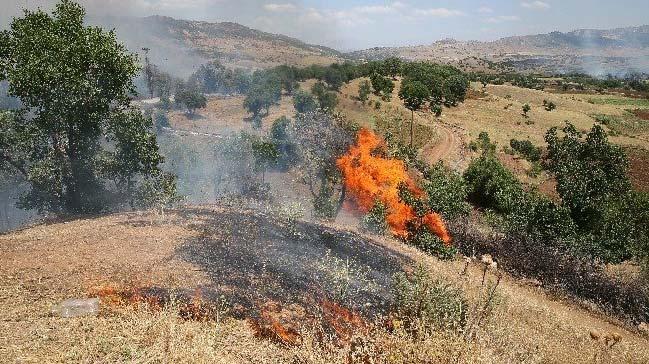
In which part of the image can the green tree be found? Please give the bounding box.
[292,90,317,114]
[311,81,338,111]
[175,88,207,115]
[243,73,281,118]
[545,123,630,228]
[0,1,172,213]
[382,57,403,80]
[358,80,371,105]
[442,75,469,106]
[545,123,635,261]
[522,103,531,117]
[370,73,395,99]
[398,80,430,147]
[251,138,279,183]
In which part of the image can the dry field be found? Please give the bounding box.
[1,207,648,363]
[168,94,296,136]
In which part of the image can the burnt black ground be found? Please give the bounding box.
[171,208,413,319]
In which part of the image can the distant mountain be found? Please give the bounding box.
[91,15,342,77]
[347,25,649,75]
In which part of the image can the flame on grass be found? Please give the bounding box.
[336,129,450,244]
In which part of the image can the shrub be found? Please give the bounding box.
[421,162,470,220]
[360,201,389,235]
[509,139,542,162]
[463,154,524,214]
[468,132,496,154]
[522,103,531,117]
[392,265,467,334]
[543,99,557,111]
[431,103,442,117]
[453,220,649,324]
[292,90,317,114]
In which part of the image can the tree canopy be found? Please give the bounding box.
[0,0,172,213]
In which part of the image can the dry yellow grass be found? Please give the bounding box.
[2,208,648,363]
[168,94,296,136]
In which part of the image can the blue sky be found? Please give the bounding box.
[2,0,649,50]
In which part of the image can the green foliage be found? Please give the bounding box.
[175,88,207,115]
[243,71,282,118]
[360,201,389,235]
[291,111,352,220]
[399,79,430,147]
[545,123,630,229]
[188,61,251,95]
[420,162,470,220]
[522,103,531,117]
[464,154,524,214]
[133,171,181,211]
[270,116,297,169]
[543,99,557,111]
[358,80,371,105]
[311,82,338,111]
[381,57,403,79]
[392,265,467,334]
[292,90,317,114]
[369,73,395,99]
[250,137,279,180]
[0,1,171,213]
[398,80,430,112]
[442,75,469,107]
[469,132,497,155]
[509,139,542,162]
[431,103,442,117]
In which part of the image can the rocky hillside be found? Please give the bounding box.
[347,25,649,75]
[91,15,343,76]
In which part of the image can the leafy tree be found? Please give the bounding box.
[463,154,524,214]
[0,1,173,213]
[323,67,344,91]
[442,75,469,106]
[175,88,207,115]
[292,90,317,114]
[370,73,395,98]
[382,57,403,80]
[522,103,531,117]
[251,137,279,183]
[273,65,299,95]
[545,123,637,262]
[290,111,352,219]
[358,80,371,105]
[546,123,630,228]
[243,72,281,118]
[421,162,470,220]
[398,80,430,147]
[509,139,541,162]
[469,132,497,155]
[361,201,389,234]
[543,99,556,111]
[311,81,338,111]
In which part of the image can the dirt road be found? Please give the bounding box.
[420,119,468,171]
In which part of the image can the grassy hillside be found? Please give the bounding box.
[2,207,648,363]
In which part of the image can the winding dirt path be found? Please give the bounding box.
[419,119,468,171]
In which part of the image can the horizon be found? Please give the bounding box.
[2,0,649,51]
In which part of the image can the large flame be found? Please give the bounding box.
[336,129,451,244]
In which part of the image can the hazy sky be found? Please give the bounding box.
[2,0,649,50]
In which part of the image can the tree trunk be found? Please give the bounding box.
[66,125,82,212]
[335,184,346,217]
[410,109,414,148]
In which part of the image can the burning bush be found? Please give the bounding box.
[336,129,450,245]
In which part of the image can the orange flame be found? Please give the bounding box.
[336,129,451,244]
